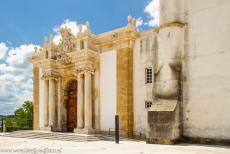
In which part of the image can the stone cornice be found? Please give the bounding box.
[94,26,138,51]
[27,51,45,65]
[157,22,186,32]
[40,59,58,69]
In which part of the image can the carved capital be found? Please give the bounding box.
[41,70,60,80]
[76,64,95,75]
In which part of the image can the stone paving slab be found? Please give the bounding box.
[0,136,230,154]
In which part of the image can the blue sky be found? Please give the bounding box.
[0,0,154,46]
[0,0,158,115]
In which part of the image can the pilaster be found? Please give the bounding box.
[33,65,39,129]
[116,48,134,137]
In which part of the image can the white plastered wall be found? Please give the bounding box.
[100,50,116,131]
[181,0,230,139]
[133,33,157,136]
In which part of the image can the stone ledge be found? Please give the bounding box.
[182,137,230,146]
[146,138,178,145]
[39,127,51,131]
[74,128,99,134]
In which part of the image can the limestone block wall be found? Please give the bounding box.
[160,0,182,25]
[182,0,230,139]
[33,65,39,129]
[156,25,184,99]
[117,48,133,137]
[133,32,157,137]
[39,68,44,128]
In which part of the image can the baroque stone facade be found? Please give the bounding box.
[28,0,230,144]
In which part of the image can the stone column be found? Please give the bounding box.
[57,79,61,131]
[84,71,92,129]
[49,78,55,128]
[94,69,100,130]
[44,80,49,127]
[77,74,84,129]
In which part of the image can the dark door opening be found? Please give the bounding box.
[67,80,77,132]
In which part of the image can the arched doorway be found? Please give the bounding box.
[66,80,77,132]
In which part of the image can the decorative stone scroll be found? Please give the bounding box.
[56,52,72,65]
[58,27,76,53]
[41,70,60,80]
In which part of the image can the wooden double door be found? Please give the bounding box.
[67,80,77,132]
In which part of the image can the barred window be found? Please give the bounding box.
[145,67,152,84]
[145,101,152,109]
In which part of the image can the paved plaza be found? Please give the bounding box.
[0,134,229,154]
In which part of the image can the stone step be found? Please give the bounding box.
[3,134,101,142]
[2,131,102,142]
[5,132,97,138]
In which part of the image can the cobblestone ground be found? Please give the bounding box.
[0,136,229,154]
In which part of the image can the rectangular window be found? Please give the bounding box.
[145,101,152,109]
[145,67,152,84]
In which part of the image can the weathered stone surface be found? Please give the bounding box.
[116,48,133,137]
[147,100,180,144]
[33,65,39,130]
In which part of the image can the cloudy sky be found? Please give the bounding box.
[0,0,159,115]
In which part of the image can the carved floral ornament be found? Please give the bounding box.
[56,52,72,65]
[41,70,60,80]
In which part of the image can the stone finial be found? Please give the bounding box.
[39,48,43,52]
[127,15,137,29]
[44,36,49,44]
[127,15,132,24]
[79,25,83,33]
[132,18,136,27]
[34,46,38,53]
[85,21,90,31]
[49,34,54,43]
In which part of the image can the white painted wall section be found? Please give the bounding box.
[100,50,117,131]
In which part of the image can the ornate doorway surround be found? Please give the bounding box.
[66,80,78,132]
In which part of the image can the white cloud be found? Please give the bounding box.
[6,44,39,67]
[136,17,144,31]
[144,0,159,27]
[0,19,86,114]
[0,42,40,115]
[53,19,86,45]
[0,42,8,59]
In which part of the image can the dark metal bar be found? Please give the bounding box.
[1,116,3,132]
[115,115,119,144]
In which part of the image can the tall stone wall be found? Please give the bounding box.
[33,65,39,129]
[133,32,157,138]
[117,48,133,137]
[182,0,230,139]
